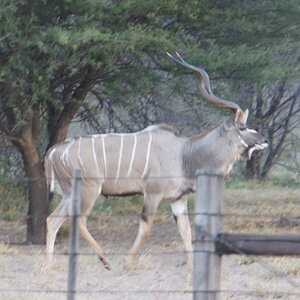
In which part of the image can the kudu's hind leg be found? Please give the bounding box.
[171,198,193,267]
[46,196,69,265]
[126,193,163,266]
[79,184,112,270]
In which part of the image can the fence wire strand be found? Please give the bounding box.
[1,210,300,221]
[1,227,299,297]
[1,174,300,298]
[1,287,300,298]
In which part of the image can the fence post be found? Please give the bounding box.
[193,169,224,300]
[67,169,81,300]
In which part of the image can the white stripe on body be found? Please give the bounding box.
[92,136,101,179]
[127,134,137,178]
[48,147,56,160]
[60,138,75,167]
[92,136,102,183]
[142,131,152,178]
[48,148,57,192]
[101,135,108,178]
[91,136,102,194]
[116,135,124,180]
[78,137,87,176]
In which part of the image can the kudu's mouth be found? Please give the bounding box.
[246,142,268,160]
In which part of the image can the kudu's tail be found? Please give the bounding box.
[44,153,55,202]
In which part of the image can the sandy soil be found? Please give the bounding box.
[0,216,299,300]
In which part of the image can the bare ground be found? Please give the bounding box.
[0,216,300,300]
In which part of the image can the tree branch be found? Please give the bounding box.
[0,134,22,144]
[264,81,286,118]
[47,65,106,149]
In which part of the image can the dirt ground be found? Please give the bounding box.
[0,216,300,300]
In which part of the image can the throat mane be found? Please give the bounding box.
[181,126,243,177]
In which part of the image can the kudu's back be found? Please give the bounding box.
[46,125,186,197]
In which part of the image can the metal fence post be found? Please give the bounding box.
[193,169,224,300]
[67,169,81,300]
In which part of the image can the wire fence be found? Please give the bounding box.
[1,287,300,298]
[0,170,300,299]
[1,233,299,298]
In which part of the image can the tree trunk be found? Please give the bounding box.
[245,151,264,179]
[19,138,49,244]
[25,161,48,244]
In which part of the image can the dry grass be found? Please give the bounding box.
[1,174,300,299]
[220,178,300,299]
[0,242,18,255]
[223,180,300,234]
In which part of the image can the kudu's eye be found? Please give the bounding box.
[240,127,247,131]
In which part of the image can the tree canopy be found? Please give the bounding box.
[0,0,299,242]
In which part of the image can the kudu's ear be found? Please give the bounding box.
[224,115,236,131]
[235,109,249,125]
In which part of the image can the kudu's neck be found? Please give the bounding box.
[181,121,243,178]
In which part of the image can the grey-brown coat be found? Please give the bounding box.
[45,53,267,270]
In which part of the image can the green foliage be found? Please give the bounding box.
[0,185,26,220]
[91,195,143,215]
[0,175,26,220]
[227,166,299,190]
[1,0,299,136]
[0,149,27,220]
[0,0,299,222]
[267,166,300,189]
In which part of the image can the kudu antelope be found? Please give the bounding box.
[45,53,267,270]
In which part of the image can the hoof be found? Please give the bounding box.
[98,255,112,271]
[175,258,193,269]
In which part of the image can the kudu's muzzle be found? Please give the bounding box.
[240,128,268,159]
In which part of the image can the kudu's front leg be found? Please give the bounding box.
[79,216,111,270]
[171,198,193,267]
[125,193,162,267]
[79,184,112,270]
